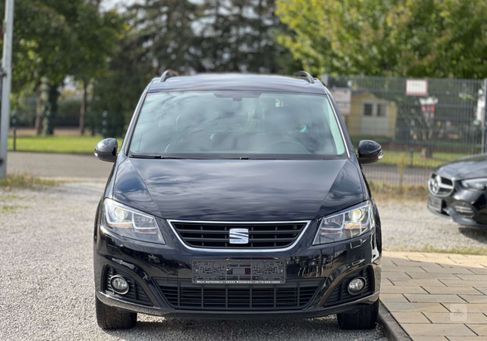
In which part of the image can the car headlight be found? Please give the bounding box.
[102,198,165,244]
[461,178,487,191]
[313,201,373,245]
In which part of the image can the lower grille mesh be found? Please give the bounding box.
[159,282,319,311]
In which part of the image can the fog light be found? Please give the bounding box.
[347,277,366,295]
[110,275,129,295]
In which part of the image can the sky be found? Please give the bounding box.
[101,0,140,11]
[101,0,204,11]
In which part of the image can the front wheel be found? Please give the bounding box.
[96,296,137,330]
[337,300,379,330]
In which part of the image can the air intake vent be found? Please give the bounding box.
[159,281,319,311]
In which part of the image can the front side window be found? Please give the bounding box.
[129,91,347,159]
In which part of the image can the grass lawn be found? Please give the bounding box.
[7,135,469,168]
[8,135,122,154]
[381,150,468,169]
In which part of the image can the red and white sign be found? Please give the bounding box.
[406,79,428,96]
[420,97,438,121]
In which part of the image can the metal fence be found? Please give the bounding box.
[325,75,487,187]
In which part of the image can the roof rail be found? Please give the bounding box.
[160,69,179,82]
[294,71,315,84]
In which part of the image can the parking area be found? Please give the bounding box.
[3,152,487,340]
[0,181,387,340]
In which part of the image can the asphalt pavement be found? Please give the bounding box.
[7,151,429,185]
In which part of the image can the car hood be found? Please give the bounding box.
[436,154,487,180]
[111,158,366,221]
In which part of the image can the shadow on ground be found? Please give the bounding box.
[458,227,487,244]
[106,317,385,341]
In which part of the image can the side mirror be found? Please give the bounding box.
[358,140,383,164]
[95,138,118,162]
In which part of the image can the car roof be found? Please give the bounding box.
[147,73,329,95]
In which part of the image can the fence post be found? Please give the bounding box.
[11,114,16,152]
[483,79,487,154]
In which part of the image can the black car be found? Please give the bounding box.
[93,71,383,331]
[428,154,487,227]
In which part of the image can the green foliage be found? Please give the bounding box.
[276,0,487,78]
[195,0,293,73]
[91,0,296,136]
[1,0,123,134]
[7,135,123,154]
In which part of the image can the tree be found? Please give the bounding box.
[131,0,200,74]
[276,0,487,158]
[196,0,293,73]
[91,21,150,137]
[91,0,297,137]
[276,0,487,78]
[71,5,122,134]
[2,0,122,135]
[9,0,77,134]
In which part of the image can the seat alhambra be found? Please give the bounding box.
[93,71,383,330]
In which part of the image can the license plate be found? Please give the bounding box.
[192,259,286,284]
[428,196,443,212]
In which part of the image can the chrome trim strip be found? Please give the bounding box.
[167,219,312,253]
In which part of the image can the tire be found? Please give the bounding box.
[95,297,137,330]
[337,300,379,330]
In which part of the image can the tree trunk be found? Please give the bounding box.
[34,94,44,135]
[43,84,59,136]
[79,80,88,135]
[35,78,49,135]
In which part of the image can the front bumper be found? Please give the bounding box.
[428,188,487,228]
[94,221,381,319]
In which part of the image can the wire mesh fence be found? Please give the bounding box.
[325,75,487,187]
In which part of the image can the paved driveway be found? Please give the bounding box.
[7,152,113,179]
[7,152,429,185]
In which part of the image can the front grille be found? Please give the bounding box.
[170,221,308,249]
[159,281,319,311]
[104,267,152,306]
[428,173,454,197]
[324,267,374,306]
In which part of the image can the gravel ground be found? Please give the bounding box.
[377,198,487,252]
[0,181,386,341]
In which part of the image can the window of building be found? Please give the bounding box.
[363,103,373,116]
[363,102,388,117]
[376,103,387,117]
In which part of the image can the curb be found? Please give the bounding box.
[378,300,411,341]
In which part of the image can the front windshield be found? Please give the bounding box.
[129,91,346,159]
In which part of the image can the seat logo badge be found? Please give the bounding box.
[229,228,249,244]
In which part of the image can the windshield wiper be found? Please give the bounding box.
[129,153,185,159]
